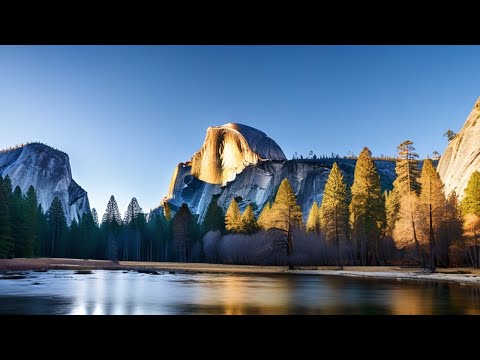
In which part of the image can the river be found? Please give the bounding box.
[0,270,479,314]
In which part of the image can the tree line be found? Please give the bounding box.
[1,140,479,269]
[211,141,480,270]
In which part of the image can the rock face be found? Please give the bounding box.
[191,123,286,185]
[0,143,91,224]
[162,123,397,222]
[438,97,480,199]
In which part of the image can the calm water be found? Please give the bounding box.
[0,270,479,314]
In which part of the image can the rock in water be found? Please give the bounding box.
[0,143,91,224]
[438,97,480,199]
[161,123,397,223]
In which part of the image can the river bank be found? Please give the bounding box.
[1,258,480,285]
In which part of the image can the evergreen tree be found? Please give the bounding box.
[10,186,27,257]
[306,201,320,234]
[384,189,400,238]
[37,204,49,257]
[68,219,80,258]
[391,141,421,256]
[225,198,241,233]
[269,178,303,256]
[257,202,272,230]
[46,196,68,257]
[320,162,350,266]
[418,159,446,271]
[79,212,98,259]
[202,196,225,235]
[240,204,259,234]
[102,196,122,225]
[164,202,172,221]
[91,208,99,227]
[101,195,122,261]
[172,203,194,262]
[393,140,420,196]
[0,177,13,258]
[123,197,144,261]
[349,147,385,265]
[461,171,480,217]
[441,191,463,267]
[24,186,38,257]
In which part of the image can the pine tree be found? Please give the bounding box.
[164,202,172,222]
[24,186,38,257]
[102,196,122,225]
[441,191,463,267]
[240,204,259,234]
[349,147,385,265]
[123,197,144,261]
[257,202,272,230]
[37,204,49,256]
[91,208,99,227]
[69,219,80,258]
[46,196,68,257]
[391,141,421,258]
[306,201,320,233]
[320,162,349,266]
[202,196,225,235]
[269,178,303,256]
[0,176,13,258]
[78,212,98,259]
[418,159,446,271]
[172,203,194,262]
[393,140,420,196]
[225,198,241,233]
[10,186,27,257]
[384,189,400,238]
[101,195,122,261]
[461,171,480,217]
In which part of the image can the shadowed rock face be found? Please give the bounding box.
[0,143,90,224]
[162,123,397,223]
[438,97,480,199]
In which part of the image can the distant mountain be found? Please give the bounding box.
[0,143,91,224]
[161,123,397,222]
[438,97,480,199]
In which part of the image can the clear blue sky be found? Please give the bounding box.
[0,45,479,218]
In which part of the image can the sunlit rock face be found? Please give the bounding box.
[0,143,91,224]
[438,97,480,199]
[162,123,397,223]
[191,123,286,185]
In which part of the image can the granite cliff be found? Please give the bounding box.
[438,97,480,199]
[162,123,396,222]
[0,143,91,224]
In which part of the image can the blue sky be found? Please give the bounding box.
[0,45,479,218]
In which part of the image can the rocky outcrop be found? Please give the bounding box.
[190,123,286,185]
[438,97,480,199]
[162,123,397,222]
[0,143,91,224]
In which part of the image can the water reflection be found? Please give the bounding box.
[0,270,479,315]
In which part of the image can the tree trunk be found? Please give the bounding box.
[429,204,436,272]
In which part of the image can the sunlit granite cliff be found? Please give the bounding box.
[438,97,480,199]
[161,123,396,222]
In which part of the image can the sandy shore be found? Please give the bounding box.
[1,258,480,285]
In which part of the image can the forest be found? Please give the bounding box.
[0,140,479,270]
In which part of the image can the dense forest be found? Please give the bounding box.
[1,140,479,269]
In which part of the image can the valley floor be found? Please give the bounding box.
[1,258,480,286]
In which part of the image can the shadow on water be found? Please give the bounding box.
[0,271,479,314]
